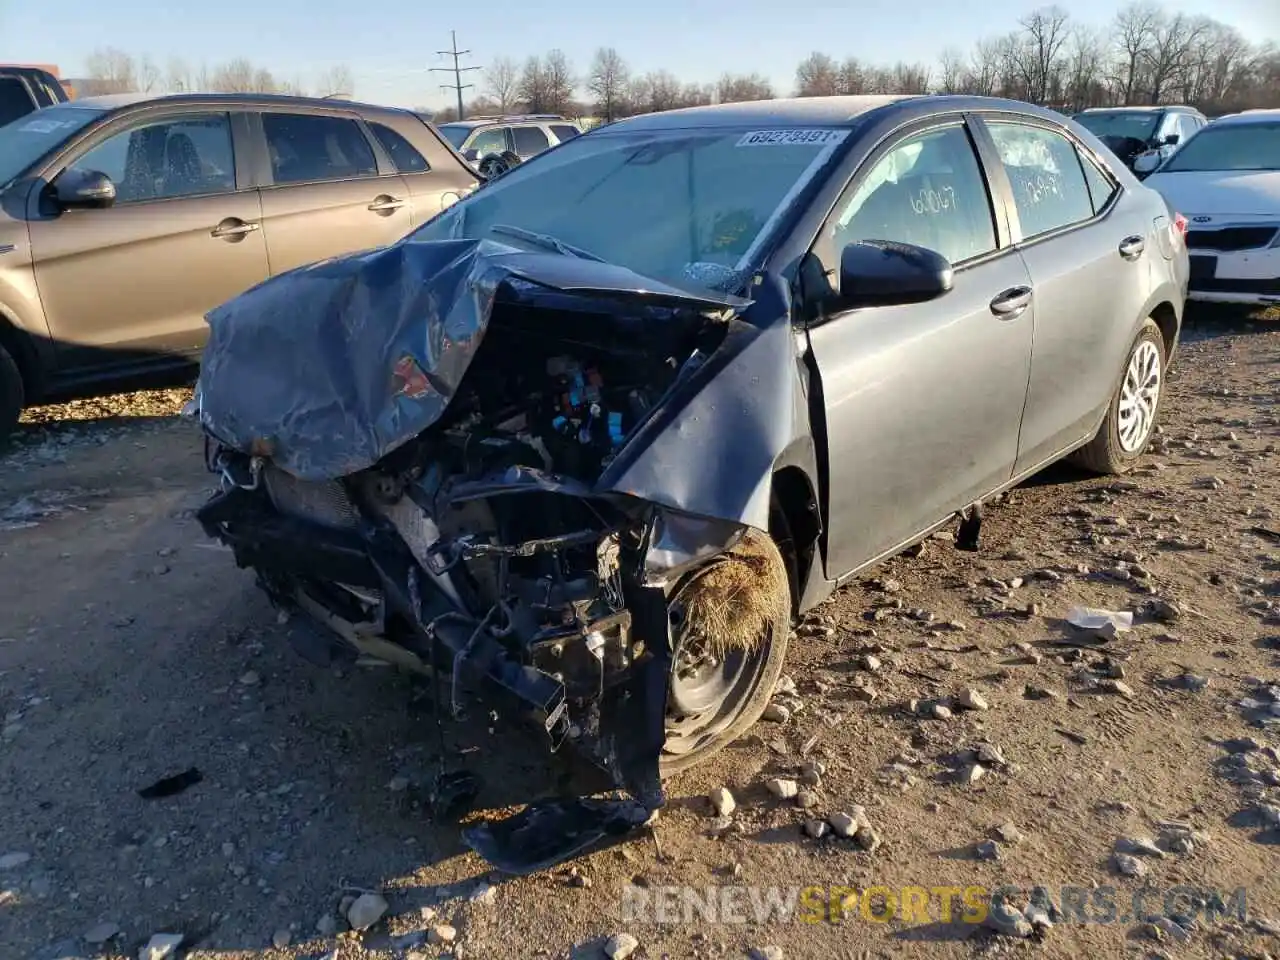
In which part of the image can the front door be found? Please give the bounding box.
[255,110,412,275]
[805,120,1035,579]
[27,110,268,368]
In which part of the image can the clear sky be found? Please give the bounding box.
[0,0,1274,109]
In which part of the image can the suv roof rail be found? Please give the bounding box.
[463,113,567,121]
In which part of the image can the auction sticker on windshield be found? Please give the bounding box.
[736,129,848,147]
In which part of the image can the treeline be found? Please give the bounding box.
[436,1,1276,121]
[77,47,354,99]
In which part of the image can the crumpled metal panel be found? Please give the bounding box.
[197,237,750,482]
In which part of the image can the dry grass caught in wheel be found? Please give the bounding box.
[679,527,790,658]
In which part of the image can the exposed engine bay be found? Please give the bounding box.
[193,252,768,874]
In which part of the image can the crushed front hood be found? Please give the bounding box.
[196,237,749,482]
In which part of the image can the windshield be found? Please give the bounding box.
[0,106,101,187]
[411,125,849,294]
[1075,111,1161,142]
[1162,122,1280,172]
[437,124,470,150]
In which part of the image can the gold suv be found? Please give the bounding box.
[0,92,479,440]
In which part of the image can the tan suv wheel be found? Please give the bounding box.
[0,343,22,446]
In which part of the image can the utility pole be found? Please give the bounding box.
[431,30,481,120]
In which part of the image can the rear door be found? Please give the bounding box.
[364,114,477,226]
[27,108,268,365]
[253,109,412,274]
[974,115,1155,473]
[805,117,1035,578]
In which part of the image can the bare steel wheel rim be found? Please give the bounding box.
[1117,339,1161,453]
[662,590,771,759]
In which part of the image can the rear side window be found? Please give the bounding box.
[0,78,34,128]
[467,127,509,157]
[986,122,1095,239]
[263,113,378,184]
[550,124,580,143]
[369,122,429,173]
[510,125,550,156]
[1079,149,1118,214]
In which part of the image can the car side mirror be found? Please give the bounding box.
[53,169,116,209]
[462,148,479,161]
[835,239,953,310]
[1162,134,1180,146]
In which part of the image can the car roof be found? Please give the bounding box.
[1209,108,1280,125]
[68,91,410,114]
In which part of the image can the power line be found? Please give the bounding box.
[430,30,482,119]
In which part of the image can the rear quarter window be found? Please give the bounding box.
[0,78,35,128]
[368,121,430,173]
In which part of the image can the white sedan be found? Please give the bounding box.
[1144,109,1280,307]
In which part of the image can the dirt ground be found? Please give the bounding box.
[2,306,1279,960]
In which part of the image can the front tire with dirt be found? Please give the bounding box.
[659,528,792,778]
[0,342,23,447]
[1071,318,1167,475]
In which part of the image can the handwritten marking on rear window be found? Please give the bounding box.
[910,185,956,215]
[1021,172,1063,205]
[735,129,848,147]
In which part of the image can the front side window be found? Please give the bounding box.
[987,122,1095,239]
[0,105,102,188]
[467,127,509,158]
[68,113,236,203]
[829,125,997,266]
[412,125,851,294]
[1162,122,1280,172]
[369,122,429,173]
[510,125,550,156]
[262,112,378,184]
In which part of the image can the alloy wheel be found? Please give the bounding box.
[1117,339,1161,453]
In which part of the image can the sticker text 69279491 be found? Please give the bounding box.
[736,129,849,147]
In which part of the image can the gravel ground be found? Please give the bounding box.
[1,307,1278,960]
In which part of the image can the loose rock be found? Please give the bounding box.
[804,819,829,839]
[83,921,119,944]
[995,822,1024,844]
[762,703,791,723]
[766,778,799,800]
[0,852,31,870]
[708,787,736,817]
[138,933,184,960]
[1112,853,1147,878]
[957,688,989,711]
[604,932,639,959]
[976,839,1001,860]
[749,948,784,960]
[272,929,291,948]
[828,812,858,839]
[345,892,389,931]
[958,762,987,786]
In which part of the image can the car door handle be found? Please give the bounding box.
[989,286,1033,320]
[368,195,407,214]
[1119,235,1146,260]
[210,218,260,241]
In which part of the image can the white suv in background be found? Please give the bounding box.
[433,114,583,166]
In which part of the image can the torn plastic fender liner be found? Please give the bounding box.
[196,237,750,483]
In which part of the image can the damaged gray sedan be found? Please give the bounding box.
[192,95,1188,873]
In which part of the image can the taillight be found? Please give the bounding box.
[1173,213,1188,237]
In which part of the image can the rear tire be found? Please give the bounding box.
[1071,318,1166,475]
[0,342,23,447]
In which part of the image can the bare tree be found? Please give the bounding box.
[1113,3,1160,103]
[542,49,576,115]
[717,73,773,103]
[937,48,965,94]
[208,58,281,94]
[484,57,519,113]
[795,52,841,96]
[588,47,629,121]
[1144,10,1210,103]
[517,56,550,112]
[165,58,193,93]
[315,65,354,99]
[1008,6,1071,103]
[137,55,161,93]
[963,37,1004,95]
[84,47,138,94]
[838,58,867,94]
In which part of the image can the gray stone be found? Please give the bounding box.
[828,812,858,839]
[1112,853,1147,878]
[957,689,989,711]
[315,913,338,936]
[429,924,458,944]
[83,922,119,945]
[708,787,736,817]
[762,703,791,723]
[749,948,784,960]
[138,933,184,960]
[0,852,31,870]
[345,892,389,931]
[976,839,1001,861]
[271,929,291,949]
[766,778,799,800]
[930,703,953,720]
[986,905,1033,938]
[1117,835,1166,858]
[995,822,1024,845]
[795,789,819,810]
[804,819,829,839]
[958,762,986,786]
[604,932,639,959]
